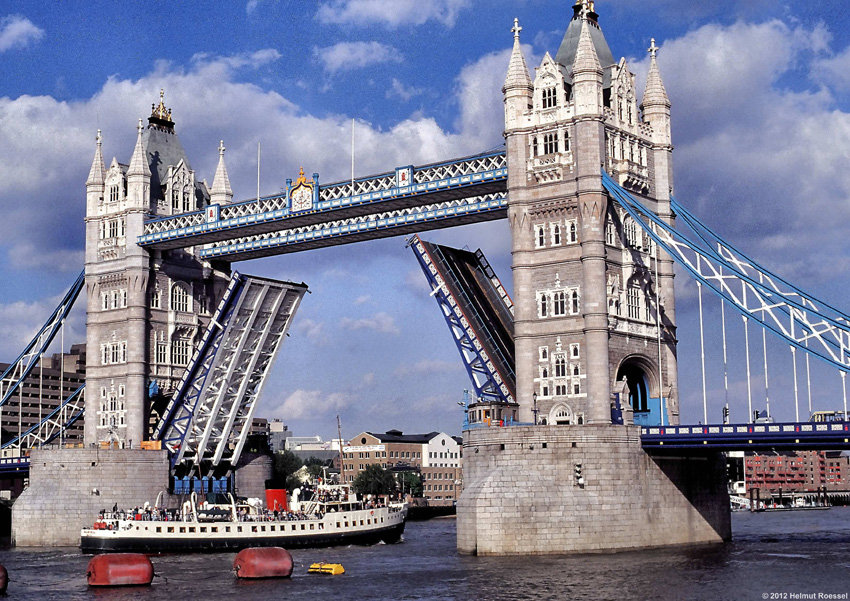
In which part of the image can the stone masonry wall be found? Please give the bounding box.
[457,425,730,555]
[13,448,173,546]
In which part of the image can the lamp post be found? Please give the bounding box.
[532,392,539,425]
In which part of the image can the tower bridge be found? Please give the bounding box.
[6,0,850,552]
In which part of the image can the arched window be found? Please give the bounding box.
[109,184,119,202]
[543,132,558,155]
[555,357,566,378]
[571,290,580,314]
[541,367,548,379]
[171,284,190,313]
[539,294,548,317]
[552,224,561,245]
[536,225,545,248]
[569,221,577,243]
[554,291,566,316]
[542,87,557,109]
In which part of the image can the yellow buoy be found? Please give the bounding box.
[308,563,345,575]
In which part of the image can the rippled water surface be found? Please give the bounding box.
[2,508,850,600]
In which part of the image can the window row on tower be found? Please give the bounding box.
[536,287,580,319]
[100,340,127,365]
[535,219,578,249]
[99,217,126,239]
[98,384,126,429]
[101,288,127,311]
[531,129,571,157]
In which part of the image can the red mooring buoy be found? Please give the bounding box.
[233,547,293,579]
[0,563,8,593]
[86,553,154,587]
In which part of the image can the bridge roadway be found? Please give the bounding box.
[641,420,850,451]
[138,151,507,261]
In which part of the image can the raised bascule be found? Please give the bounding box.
[7,0,850,551]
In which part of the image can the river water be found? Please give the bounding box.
[1,508,849,601]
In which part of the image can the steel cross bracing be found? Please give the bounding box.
[155,272,307,478]
[0,270,84,409]
[138,151,507,252]
[202,193,507,261]
[601,170,850,375]
[1,384,85,450]
[409,235,515,405]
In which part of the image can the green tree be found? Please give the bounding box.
[398,472,423,497]
[304,456,332,482]
[272,450,303,492]
[353,464,396,497]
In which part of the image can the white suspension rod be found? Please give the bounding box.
[698,280,707,424]
[763,326,770,419]
[654,229,665,427]
[721,290,729,423]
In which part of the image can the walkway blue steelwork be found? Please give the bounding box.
[138,150,507,259]
[641,420,850,451]
[409,235,515,405]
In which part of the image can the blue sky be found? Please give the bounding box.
[2,0,850,440]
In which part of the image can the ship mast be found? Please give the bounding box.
[337,415,346,485]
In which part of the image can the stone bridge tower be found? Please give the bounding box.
[84,92,232,448]
[504,2,678,428]
[457,1,729,556]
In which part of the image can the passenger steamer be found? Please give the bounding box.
[80,484,408,553]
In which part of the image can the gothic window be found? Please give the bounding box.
[568,220,578,243]
[172,188,180,211]
[119,218,125,237]
[563,130,570,152]
[570,343,580,358]
[541,367,549,379]
[535,225,545,248]
[606,218,617,246]
[171,284,190,313]
[627,287,641,320]
[574,383,581,395]
[551,223,561,245]
[155,342,167,364]
[539,293,549,318]
[532,136,538,157]
[555,384,567,396]
[109,184,119,203]
[542,87,557,109]
[628,103,633,125]
[172,339,190,366]
[555,357,567,378]
[553,291,566,316]
[543,132,558,155]
[108,219,119,238]
[151,287,161,309]
[573,364,580,376]
[539,346,549,361]
[624,218,639,248]
[101,292,109,311]
[571,290,580,314]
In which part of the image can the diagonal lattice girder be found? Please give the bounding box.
[409,235,515,404]
[1,384,85,450]
[155,272,307,477]
[0,270,84,409]
[601,170,850,374]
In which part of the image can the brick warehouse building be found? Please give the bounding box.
[744,451,850,494]
[343,430,462,504]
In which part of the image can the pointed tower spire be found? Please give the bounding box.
[641,38,672,146]
[86,129,106,186]
[127,118,150,177]
[572,16,602,75]
[210,140,234,205]
[572,18,603,116]
[641,38,670,109]
[503,18,533,93]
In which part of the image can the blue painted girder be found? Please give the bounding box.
[641,421,850,450]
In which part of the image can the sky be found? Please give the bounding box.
[2,0,850,441]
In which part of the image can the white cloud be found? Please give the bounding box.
[314,41,401,75]
[315,0,471,28]
[354,295,371,305]
[191,49,281,71]
[293,318,328,345]
[339,311,400,335]
[268,389,353,420]
[386,78,423,101]
[0,15,44,52]
[393,359,462,377]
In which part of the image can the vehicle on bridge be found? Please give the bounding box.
[809,411,848,423]
[80,482,407,553]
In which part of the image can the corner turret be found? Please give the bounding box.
[210,140,234,205]
[503,18,533,132]
[640,38,672,147]
[572,16,603,116]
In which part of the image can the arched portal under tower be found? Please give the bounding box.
[616,356,661,426]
